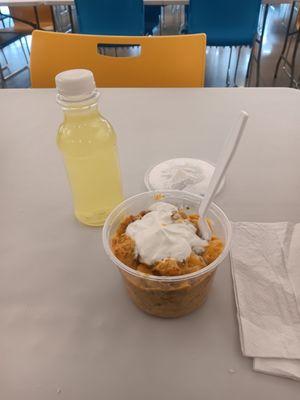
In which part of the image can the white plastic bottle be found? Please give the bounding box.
[56,69,123,226]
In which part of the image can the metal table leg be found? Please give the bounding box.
[24,36,30,55]
[233,46,242,87]
[245,47,254,86]
[50,6,58,32]
[226,46,233,87]
[20,37,28,63]
[33,6,41,29]
[0,60,5,88]
[244,3,269,87]
[159,5,167,33]
[162,5,166,29]
[274,1,296,79]
[68,5,75,32]
[1,48,8,65]
[255,3,269,87]
[0,39,29,86]
[159,6,163,33]
[289,29,300,87]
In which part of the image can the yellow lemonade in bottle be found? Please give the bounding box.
[56,69,123,226]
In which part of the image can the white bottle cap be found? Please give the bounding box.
[55,69,97,101]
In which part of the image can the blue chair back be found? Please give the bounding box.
[74,0,144,35]
[187,0,262,46]
[145,5,161,34]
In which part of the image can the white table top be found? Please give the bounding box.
[1,88,300,400]
[0,0,294,7]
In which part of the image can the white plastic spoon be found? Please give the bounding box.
[199,110,249,240]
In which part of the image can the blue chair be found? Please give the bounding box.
[187,0,263,86]
[74,0,144,36]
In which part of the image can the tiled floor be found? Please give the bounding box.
[0,4,299,89]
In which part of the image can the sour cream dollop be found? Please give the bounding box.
[126,202,207,265]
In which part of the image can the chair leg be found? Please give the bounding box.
[50,5,58,31]
[226,47,233,87]
[256,4,269,87]
[289,31,300,87]
[256,44,262,87]
[1,48,9,65]
[297,71,300,89]
[0,61,5,88]
[176,5,181,28]
[234,46,242,87]
[245,46,254,86]
[19,38,28,64]
[0,43,29,83]
[161,6,166,29]
[33,6,41,29]
[68,5,75,32]
[274,1,295,79]
[159,7,164,33]
[283,32,293,71]
[24,36,31,55]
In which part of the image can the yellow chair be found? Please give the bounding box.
[9,6,54,32]
[30,30,206,88]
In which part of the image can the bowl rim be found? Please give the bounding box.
[102,190,232,282]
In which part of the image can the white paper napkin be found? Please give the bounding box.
[231,222,300,380]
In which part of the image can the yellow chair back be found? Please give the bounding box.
[297,9,300,30]
[30,30,206,88]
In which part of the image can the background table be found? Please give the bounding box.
[1,88,300,400]
[0,0,295,7]
[0,0,294,34]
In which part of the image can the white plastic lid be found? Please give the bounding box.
[144,158,225,197]
[55,69,96,101]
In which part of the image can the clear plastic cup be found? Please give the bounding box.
[103,190,232,318]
